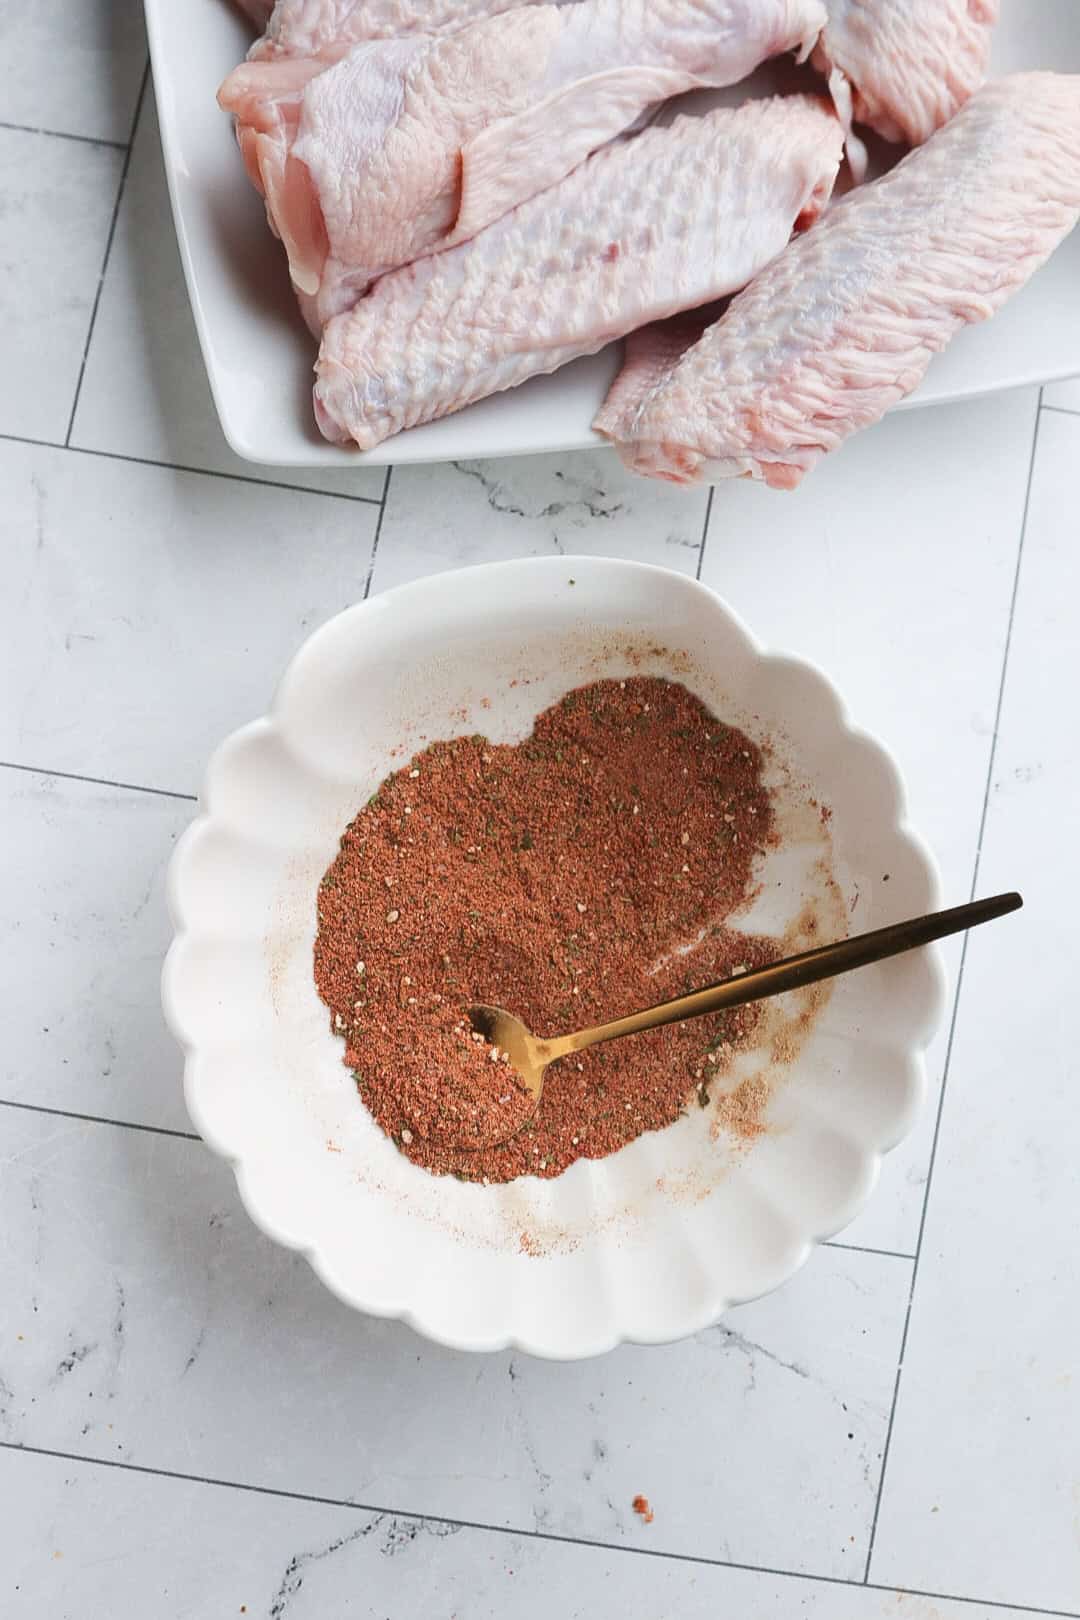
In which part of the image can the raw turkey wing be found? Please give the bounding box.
[220,0,826,327]
[594,74,1080,490]
[314,95,843,450]
[249,0,558,63]
[813,0,998,148]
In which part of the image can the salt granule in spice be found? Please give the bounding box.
[313,676,780,1183]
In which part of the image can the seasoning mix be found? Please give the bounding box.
[314,676,780,1183]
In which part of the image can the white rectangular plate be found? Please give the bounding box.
[146,0,1080,469]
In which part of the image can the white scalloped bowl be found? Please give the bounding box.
[163,558,944,1358]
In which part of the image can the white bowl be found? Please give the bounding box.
[162,558,944,1358]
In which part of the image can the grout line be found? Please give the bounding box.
[695,488,715,581]
[2,1441,1076,1619]
[822,1241,915,1262]
[0,1098,199,1143]
[363,467,393,597]
[1039,404,1080,420]
[0,119,127,150]
[0,759,196,804]
[0,432,384,509]
[64,60,151,447]
[861,398,1044,1583]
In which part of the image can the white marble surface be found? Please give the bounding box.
[1043,377,1080,415]
[0,126,123,441]
[0,1106,907,1579]
[1,0,147,144]
[70,95,387,502]
[1,20,1079,1620]
[869,407,1080,1613]
[3,1446,1058,1620]
[0,439,378,793]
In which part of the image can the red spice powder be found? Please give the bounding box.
[632,1494,655,1525]
[313,676,778,1183]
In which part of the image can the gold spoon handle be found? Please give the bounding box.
[548,892,1022,1060]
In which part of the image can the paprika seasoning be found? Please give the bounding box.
[314,676,780,1183]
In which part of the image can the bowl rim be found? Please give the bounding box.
[162,555,946,1358]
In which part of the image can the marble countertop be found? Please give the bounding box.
[3,8,1079,1617]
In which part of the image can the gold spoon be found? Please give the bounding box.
[469,892,1022,1142]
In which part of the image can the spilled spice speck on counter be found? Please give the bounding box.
[314,676,780,1183]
